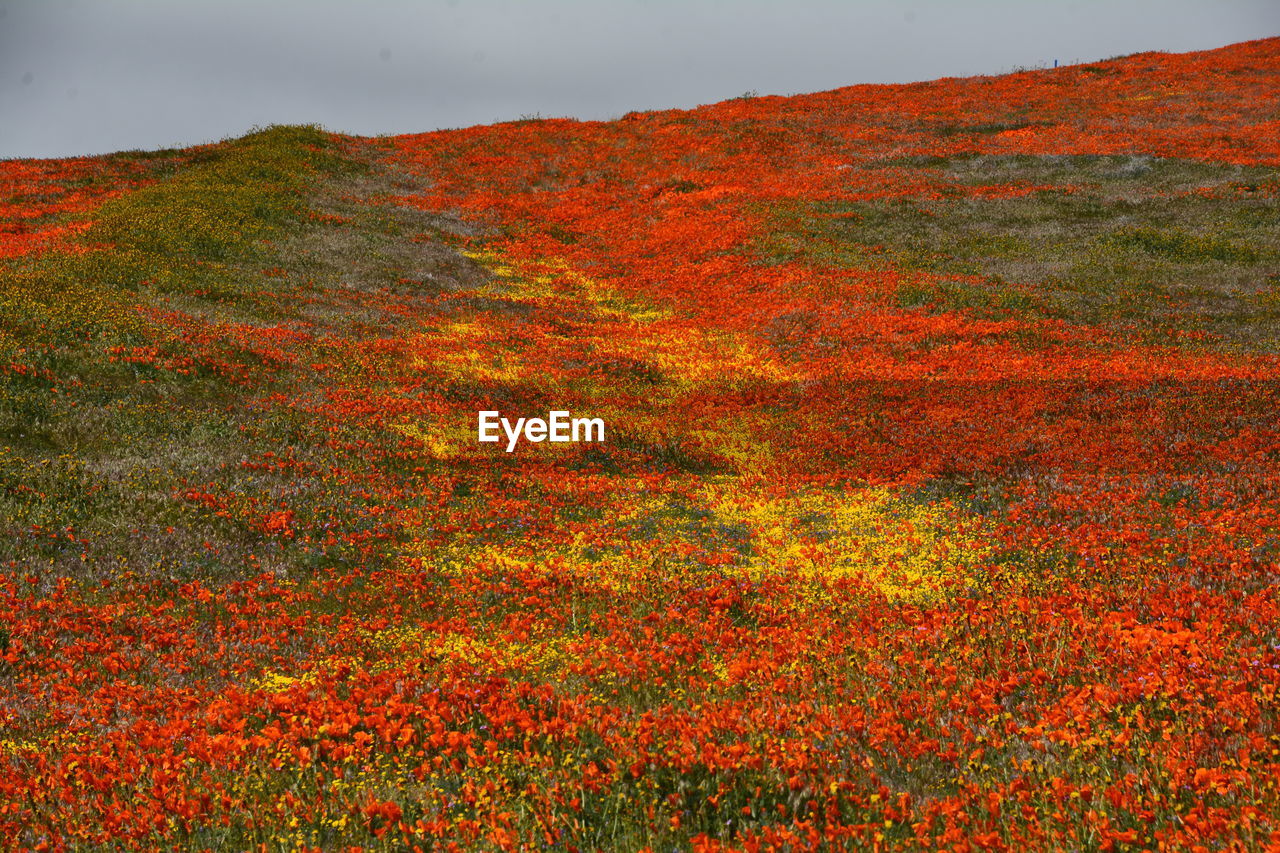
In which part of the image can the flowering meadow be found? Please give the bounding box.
[1,38,1279,851]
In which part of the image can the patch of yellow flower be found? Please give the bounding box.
[361,617,573,677]
[410,319,534,384]
[249,669,316,693]
[703,483,990,603]
[390,419,475,460]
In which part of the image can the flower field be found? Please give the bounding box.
[1,38,1279,851]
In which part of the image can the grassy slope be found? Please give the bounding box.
[0,40,1278,851]
[762,154,1280,347]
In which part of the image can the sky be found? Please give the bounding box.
[1,0,1277,160]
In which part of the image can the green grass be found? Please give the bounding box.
[0,126,424,586]
[759,154,1280,349]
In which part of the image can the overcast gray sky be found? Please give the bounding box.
[2,0,1277,159]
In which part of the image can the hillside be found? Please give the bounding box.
[0,38,1278,850]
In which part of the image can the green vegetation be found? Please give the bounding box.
[0,126,477,586]
[761,154,1280,349]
